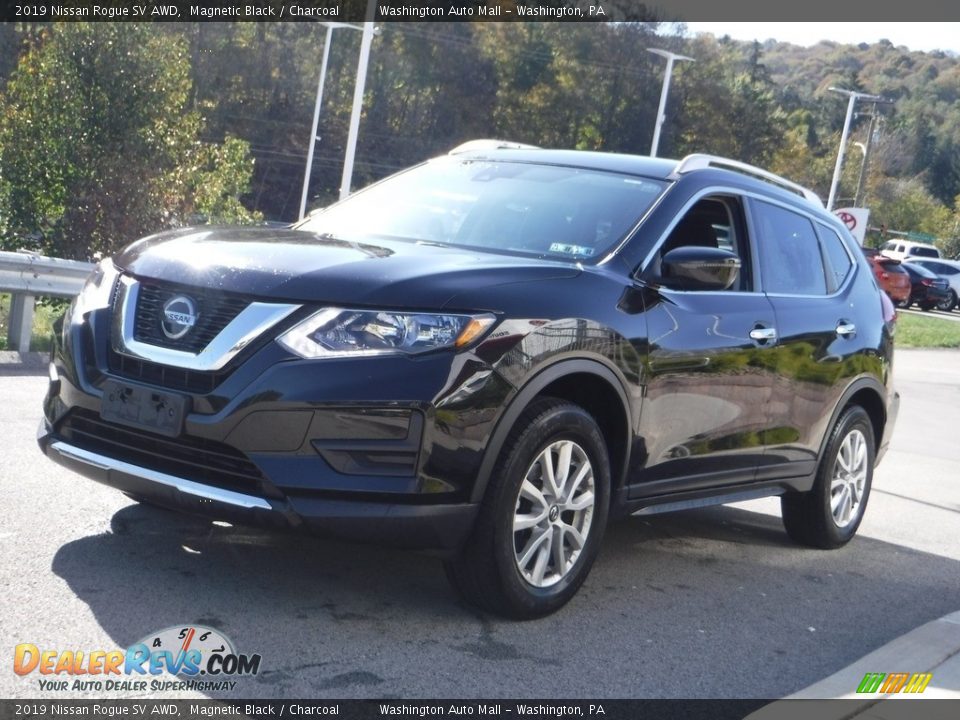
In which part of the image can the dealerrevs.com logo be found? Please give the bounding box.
[14,625,262,692]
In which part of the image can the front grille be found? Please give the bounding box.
[59,409,266,495]
[132,281,249,353]
[107,350,227,395]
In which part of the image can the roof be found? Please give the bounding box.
[446,145,824,209]
[448,147,680,180]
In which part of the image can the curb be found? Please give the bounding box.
[747,611,960,720]
[0,350,48,375]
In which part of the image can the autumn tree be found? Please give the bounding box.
[0,23,260,260]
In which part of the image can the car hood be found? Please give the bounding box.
[113,227,581,309]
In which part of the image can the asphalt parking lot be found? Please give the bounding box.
[1,349,958,700]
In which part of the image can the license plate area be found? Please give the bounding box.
[100,380,188,437]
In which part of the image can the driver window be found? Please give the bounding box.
[658,196,752,292]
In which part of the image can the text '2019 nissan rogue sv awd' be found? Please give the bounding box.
[40,143,898,618]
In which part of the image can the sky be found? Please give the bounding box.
[681,22,960,54]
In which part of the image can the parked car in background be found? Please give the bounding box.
[904,258,960,311]
[39,145,899,618]
[899,262,950,311]
[880,240,941,261]
[863,249,911,306]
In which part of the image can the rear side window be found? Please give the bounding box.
[909,245,940,258]
[818,225,854,290]
[753,200,827,295]
[919,261,956,275]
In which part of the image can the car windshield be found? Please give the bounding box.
[296,157,666,262]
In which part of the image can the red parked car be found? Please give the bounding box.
[863,248,911,305]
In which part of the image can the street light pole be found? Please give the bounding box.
[339,0,377,201]
[826,88,885,211]
[298,21,365,221]
[648,48,694,158]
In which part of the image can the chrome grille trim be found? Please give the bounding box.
[111,275,300,372]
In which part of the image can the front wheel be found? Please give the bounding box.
[445,398,610,619]
[781,405,875,549]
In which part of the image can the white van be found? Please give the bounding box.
[880,240,941,261]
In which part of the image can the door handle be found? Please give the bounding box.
[836,321,857,338]
[749,326,777,343]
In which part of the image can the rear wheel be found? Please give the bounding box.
[937,290,957,312]
[781,405,875,549]
[445,398,610,619]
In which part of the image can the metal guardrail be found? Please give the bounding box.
[0,250,94,352]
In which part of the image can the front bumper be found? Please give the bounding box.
[38,303,509,554]
[39,419,478,553]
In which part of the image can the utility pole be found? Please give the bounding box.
[853,110,877,207]
[826,88,887,211]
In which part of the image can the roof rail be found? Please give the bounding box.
[672,154,823,207]
[448,139,539,155]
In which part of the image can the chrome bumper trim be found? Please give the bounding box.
[49,440,272,510]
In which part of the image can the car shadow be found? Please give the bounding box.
[50,501,960,699]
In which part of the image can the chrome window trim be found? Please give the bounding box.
[633,186,860,300]
[50,441,272,510]
[111,275,301,372]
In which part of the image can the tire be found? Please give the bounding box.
[444,397,611,619]
[895,297,910,309]
[936,290,957,312]
[781,405,875,549]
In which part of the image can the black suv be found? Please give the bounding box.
[40,144,899,618]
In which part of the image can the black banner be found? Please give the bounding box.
[3,0,960,23]
[3,701,960,720]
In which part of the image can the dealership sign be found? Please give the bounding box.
[834,207,871,245]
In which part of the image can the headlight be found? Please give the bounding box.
[277,308,496,359]
[73,257,119,319]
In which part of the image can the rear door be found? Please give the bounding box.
[748,199,861,480]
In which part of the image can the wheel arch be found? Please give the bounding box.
[470,359,633,505]
[820,377,887,460]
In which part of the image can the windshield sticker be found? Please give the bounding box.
[549,243,596,257]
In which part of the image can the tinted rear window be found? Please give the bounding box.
[909,246,940,258]
[753,201,827,295]
[818,225,854,290]
[298,158,666,262]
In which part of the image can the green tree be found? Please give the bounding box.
[0,24,259,260]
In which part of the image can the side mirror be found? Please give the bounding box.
[660,246,741,291]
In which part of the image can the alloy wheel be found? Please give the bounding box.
[513,440,595,588]
[830,429,868,528]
